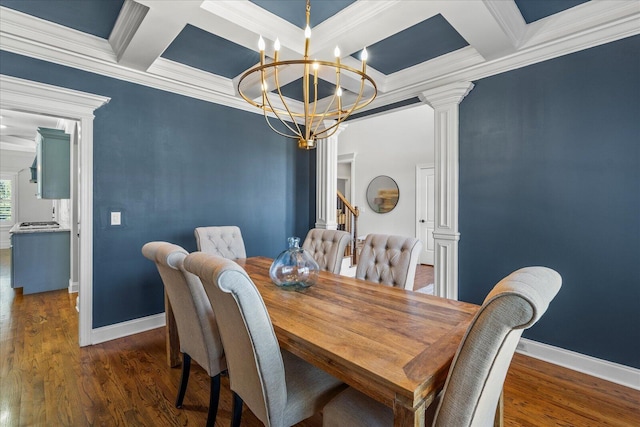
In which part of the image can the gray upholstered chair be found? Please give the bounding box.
[194,225,247,259]
[183,252,345,427]
[322,266,562,427]
[355,233,422,289]
[141,242,226,427]
[302,228,351,274]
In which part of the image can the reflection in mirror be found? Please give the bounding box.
[366,176,399,213]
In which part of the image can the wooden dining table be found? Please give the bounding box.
[165,256,479,427]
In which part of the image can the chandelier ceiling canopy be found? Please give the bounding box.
[238,0,377,150]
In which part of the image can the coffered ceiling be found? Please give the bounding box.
[0,0,638,151]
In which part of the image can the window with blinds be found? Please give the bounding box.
[0,178,13,222]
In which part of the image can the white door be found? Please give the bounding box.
[416,166,435,265]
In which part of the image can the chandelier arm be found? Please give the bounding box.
[309,67,322,137]
[271,62,304,137]
[316,76,367,138]
[263,92,303,137]
[262,113,300,140]
[303,63,311,142]
[311,68,341,136]
[310,63,340,136]
[312,93,338,136]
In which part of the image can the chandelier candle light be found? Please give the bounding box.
[238,0,377,149]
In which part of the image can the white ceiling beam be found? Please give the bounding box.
[112,0,198,71]
[441,1,518,60]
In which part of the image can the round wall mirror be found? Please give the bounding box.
[366,175,399,213]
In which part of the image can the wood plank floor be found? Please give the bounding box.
[413,264,434,292]
[1,249,638,426]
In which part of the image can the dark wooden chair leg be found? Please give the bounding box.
[206,374,221,427]
[175,353,191,408]
[231,392,243,427]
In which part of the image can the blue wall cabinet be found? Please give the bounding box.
[11,230,71,294]
[36,127,70,199]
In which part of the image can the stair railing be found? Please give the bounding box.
[337,190,359,265]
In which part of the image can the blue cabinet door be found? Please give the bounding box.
[36,127,70,199]
[11,231,71,294]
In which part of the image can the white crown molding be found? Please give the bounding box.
[354,4,639,116]
[0,7,256,115]
[147,58,235,96]
[483,0,527,48]
[521,0,639,49]
[0,143,34,153]
[518,338,640,391]
[1,2,638,119]
[0,7,116,62]
[108,0,149,61]
[384,47,484,93]
[0,74,110,118]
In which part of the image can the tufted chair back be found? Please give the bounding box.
[302,229,351,274]
[355,234,422,290]
[195,226,247,259]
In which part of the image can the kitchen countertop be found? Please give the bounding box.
[9,223,71,234]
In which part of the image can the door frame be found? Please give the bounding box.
[415,163,435,265]
[0,75,110,346]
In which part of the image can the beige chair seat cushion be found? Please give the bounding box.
[322,387,392,427]
[282,350,345,426]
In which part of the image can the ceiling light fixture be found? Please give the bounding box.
[238,0,377,150]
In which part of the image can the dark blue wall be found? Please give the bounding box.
[459,36,640,368]
[1,51,316,328]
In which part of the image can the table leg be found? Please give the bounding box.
[393,399,426,427]
[165,291,181,367]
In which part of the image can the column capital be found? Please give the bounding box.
[419,81,474,109]
[321,121,348,140]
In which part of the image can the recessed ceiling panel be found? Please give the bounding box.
[276,77,338,103]
[353,14,469,75]
[0,0,124,39]
[514,0,590,24]
[161,25,260,78]
[250,0,356,28]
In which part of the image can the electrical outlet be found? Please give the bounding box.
[110,211,121,226]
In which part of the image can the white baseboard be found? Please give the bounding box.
[68,280,78,293]
[86,313,639,391]
[517,338,640,391]
[91,313,165,345]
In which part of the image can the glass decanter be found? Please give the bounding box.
[269,237,319,290]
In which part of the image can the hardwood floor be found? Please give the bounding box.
[1,248,638,426]
[413,264,434,292]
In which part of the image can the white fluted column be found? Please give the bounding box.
[420,82,474,300]
[315,124,347,229]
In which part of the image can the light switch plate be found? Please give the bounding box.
[110,211,121,226]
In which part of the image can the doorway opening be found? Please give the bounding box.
[0,75,109,346]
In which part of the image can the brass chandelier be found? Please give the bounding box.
[238,0,377,150]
